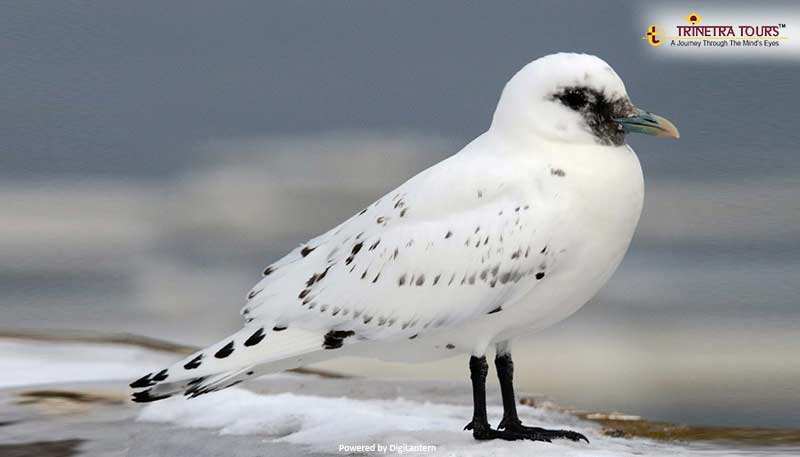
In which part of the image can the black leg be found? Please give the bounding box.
[464,355,491,435]
[494,350,589,443]
[495,351,521,430]
[464,355,578,442]
[464,355,513,441]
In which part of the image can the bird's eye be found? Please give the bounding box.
[558,90,588,110]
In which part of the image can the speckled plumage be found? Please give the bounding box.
[131,53,654,403]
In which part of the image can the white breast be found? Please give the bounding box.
[494,142,645,341]
[350,141,645,363]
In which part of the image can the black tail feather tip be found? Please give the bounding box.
[131,389,172,403]
[130,368,168,389]
[130,373,156,389]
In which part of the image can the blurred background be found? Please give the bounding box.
[1,1,797,430]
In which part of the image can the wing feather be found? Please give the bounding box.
[243,152,564,343]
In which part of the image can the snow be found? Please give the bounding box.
[1,337,794,456]
[138,388,785,456]
[0,339,175,388]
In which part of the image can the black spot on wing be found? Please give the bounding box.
[244,328,266,347]
[215,341,235,358]
[445,230,453,239]
[345,242,364,266]
[488,306,502,315]
[398,274,407,286]
[130,373,155,388]
[536,272,546,280]
[247,289,262,299]
[551,168,566,177]
[184,354,203,370]
[415,274,425,286]
[273,326,287,331]
[446,343,455,349]
[323,330,355,349]
[305,265,332,288]
[263,266,275,276]
[301,245,316,257]
[152,369,168,382]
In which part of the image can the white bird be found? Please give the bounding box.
[131,53,678,443]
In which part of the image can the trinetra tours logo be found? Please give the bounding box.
[643,11,788,50]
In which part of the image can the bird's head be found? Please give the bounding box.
[491,53,679,146]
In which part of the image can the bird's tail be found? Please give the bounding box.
[129,325,333,402]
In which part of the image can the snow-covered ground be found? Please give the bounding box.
[138,387,786,457]
[1,337,797,457]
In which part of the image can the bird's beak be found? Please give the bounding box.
[613,108,680,139]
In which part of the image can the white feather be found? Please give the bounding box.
[131,52,645,401]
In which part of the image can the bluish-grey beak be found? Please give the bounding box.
[613,108,680,138]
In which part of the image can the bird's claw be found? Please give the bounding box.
[467,420,589,443]
[501,422,589,443]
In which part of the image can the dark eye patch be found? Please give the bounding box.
[551,86,633,146]
[557,89,589,110]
